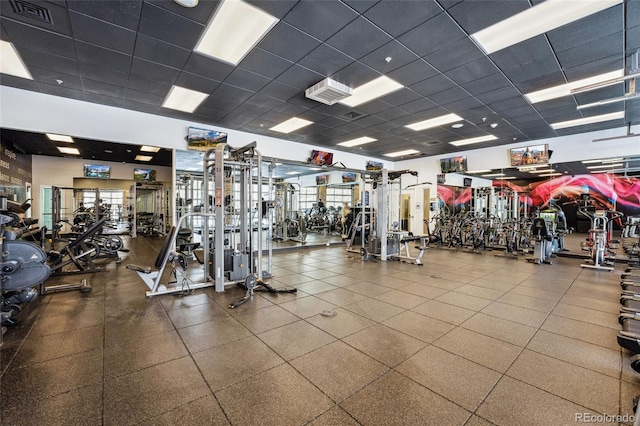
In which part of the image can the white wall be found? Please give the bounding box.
[31,155,172,222]
[0,86,387,171]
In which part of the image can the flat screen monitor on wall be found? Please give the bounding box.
[310,150,333,166]
[83,164,110,179]
[510,144,549,166]
[316,174,328,185]
[187,127,228,151]
[134,168,156,182]
[342,172,357,183]
[366,160,383,171]
[440,156,467,173]
[463,177,472,187]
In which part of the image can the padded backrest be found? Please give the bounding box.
[532,217,549,237]
[155,226,178,269]
[67,217,108,250]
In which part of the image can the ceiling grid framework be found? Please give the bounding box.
[0,0,638,163]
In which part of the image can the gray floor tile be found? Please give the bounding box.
[295,280,339,295]
[453,284,505,300]
[477,376,593,426]
[397,282,449,299]
[509,285,565,302]
[558,294,620,314]
[29,304,105,337]
[343,281,393,296]
[193,335,284,391]
[216,364,333,426]
[290,341,388,402]
[306,308,375,338]
[104,356,211,425]
[167,301,230,328]
[373,289,428,308]
[343,298,405,322]
[540,314,619,350]
[279,296,339,319]
[306,405,361,426]
[436,291,492,311]
[464,415,496,426]
[178,316,252,353]
[139,394,230,425]
[551,303,618,329]
[460,312,537,347]
[412,299,476,325]
[258,320,336,361]
[481,301,549,328]
[383,310,454,343]
[343,324,427,367]
[497,292,558,313]
[234,304,300,334]
[506,349,619,414]
[341,371,471,426]
[314,287,367,306]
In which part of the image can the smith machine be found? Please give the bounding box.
[128,142,295,307]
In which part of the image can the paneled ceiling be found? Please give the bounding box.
[1,0,639,162]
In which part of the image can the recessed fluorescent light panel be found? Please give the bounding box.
[269,117,313,133]
[449,135,498,146]
[162,86,208,113]
[471,0,622,54]
[550,111,624,129]
[140,145,160,153]
[57,146,80,155]
[586,163,624,169]
[135,155,153,162]
[530,169,556,173]
[337,136,376,147]
[46,133,74,143]
[384,149,420,158]
[0,40,32,79]
[496,176,517,180]
[582,158,623,164]
[195,0,278,65]
[405,113,463,131]
[285,171,300,175]
[339,76,404,107]
[482,173,505,177]
[524,70,624,103]
[466,170,492,174]
[538,173,562,177]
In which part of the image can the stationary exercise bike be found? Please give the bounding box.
[579,202,623,271]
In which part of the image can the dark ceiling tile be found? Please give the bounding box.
[574,84,624,105]
[342,0,378,14]
[245,93,283,109]
[127,74,171,97]
[79,61,129,86]
[258,22,321,62]
[355,100,393,115]
[378,88,422,107]
[374,107,410,122]
[174,72,220,94]
[284,1,357,41]
[475,86,523,104]
[318,116,350,128]
[460,73,510,96]
[504,57,563,85]
[388,59,439,86]
[296,110,330,123]
[145,0,220,24]
[258,79,300,101]
[68,1,143,30]
[126,99,161,115]
[211,83,254,103]
[628,26,640,53]
[28,66,81,90]
[445,57,498,85]
[298,43,354,77]
[182,53,234,81]
[1,0,73,36]
[556,32,622,70]
[283,92,318,108]
[2,18,75,58]
[410,73,456,97]
[547,4,621,53]
[69,10,136,54]
[448,0,529,34]
[275,64,324,90]
[193,105,228,122]
[138,2,204,49]
[130,57,180,84]
[398,13,466,58]
[17,45,79,76]
[125,88,165,106]
[75,40,132,73]
[443,97,484,113]
[364,0,441,37]
[326,16,392,60]
[489,36,553,70]
[428,86,468,105]
[513,71,566,94]
[245,0,298,19]
[399,97,438,114]
[134,33,191,69]
[271,100,308,115]
[359,40,419,74]
[563,54,622,81]
[225,68,271,92]
[491,97,536,114]
[0,74,40,92]
[84,92,126,108]
[330,61,380,88]
[260,110,295,123]
[82,78,126,98]
[424,38,485,73]
[238,48,293,79]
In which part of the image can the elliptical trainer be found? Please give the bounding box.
[579,196,623,271]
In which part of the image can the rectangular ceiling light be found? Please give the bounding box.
[405,113,463,131]
[482,173,505,177]
[449,135,498,146]
[57,146,79,155]
[550,111,624,129]
[140,145,160,153]
[0,40,32,79]
[529,168,556,173]
[538,173,562,177]
[470,0,622,54]
[495,176,517,180]
[135,155,153,162]
[337,136,377,147]
[466,170,492,174]
[384,149,420,158]
[270,117,313,133]
[524,70,624,104]
[46,133,74,143]
[586,163,624,169]
[162,86,208,113]
[195,0,278,65]
[285,171,300,175]
[339,76,404,108]
[582,158,623,164]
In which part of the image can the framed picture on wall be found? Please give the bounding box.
[366,160,383,171]
[316,174,329,185]
[342,172,357,183]
[310,150,334,166]
[439,156,467,173]
[133,168,156,182]
[83,164,110,178]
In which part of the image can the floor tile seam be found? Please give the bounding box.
[488,297,555,315]
[537,324,624,352]
[338,332,426,369]
[302,403,364,426]
[411,296,478,315]
[0,381,103,413]
[417,340,514,378]
[501,369,617,415]
[520,344,623,380]
[557,298,623,315]
[103,350,194,381]
[548,309,620,330]
[450,288,502,302]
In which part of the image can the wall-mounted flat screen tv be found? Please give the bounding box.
[83,164,110,179]
[366,160,383,171]
[510,144,549,166]
[463,177,472,187]
[342,172,357,183]
[316,174,329,185]
[440,156,467,173]
[187,127,228,151]
[310,150,333,166]
[134,168,156,182]
[437,174,445,184]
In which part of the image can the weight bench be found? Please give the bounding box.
[48,217,108,276]
[389,233,428,265]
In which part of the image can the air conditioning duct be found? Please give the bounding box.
[305,78,352,105]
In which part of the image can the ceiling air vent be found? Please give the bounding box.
[10,0,52,24]
[342,111,363,120]
[305,78,352,105]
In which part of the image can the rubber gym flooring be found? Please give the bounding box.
[0,237,635,425]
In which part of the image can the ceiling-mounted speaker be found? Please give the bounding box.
[305,78,353,105]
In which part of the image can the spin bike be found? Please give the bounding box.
[579,204,623,271]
